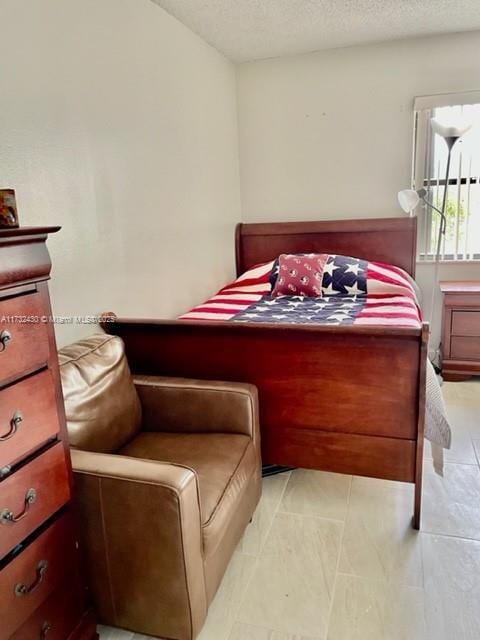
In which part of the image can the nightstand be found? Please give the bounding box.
[440,281,480,381]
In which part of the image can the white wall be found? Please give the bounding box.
[0,0,241,346]
[237,31,480,352]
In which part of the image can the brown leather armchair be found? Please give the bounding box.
[59,334,261,640]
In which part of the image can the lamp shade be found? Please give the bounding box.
[398,189,420,214]
[430,118,472,139]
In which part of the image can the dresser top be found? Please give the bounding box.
[0,226,61,288]
[440,281,480,294]
[0,226,60,239]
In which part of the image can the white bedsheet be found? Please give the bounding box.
[425,359,452,475]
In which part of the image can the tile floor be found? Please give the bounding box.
[99,378,480,640]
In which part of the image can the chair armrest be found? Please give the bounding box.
[71,448,196,488]
[70,449,207,639]
[133,376,260,442]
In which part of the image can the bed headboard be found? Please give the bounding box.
[235,217,417,277]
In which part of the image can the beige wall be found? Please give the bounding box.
[0,0,241,346]
[237,31,480,352]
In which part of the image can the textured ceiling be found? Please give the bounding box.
[151,0,480,62]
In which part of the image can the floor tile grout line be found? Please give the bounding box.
[238,472,291,558]
[229,622,275,640]
[238,550,261,558]
[346,474,353,508]
[276,472,292,505]
[231,471,292,632]
[276,472,353,524]
[419,529,480,543]
[216,476,291,636]
[433,459,480,469]
[230,552,260,632]
[340,474,354,524]
[334,569,425,591]
[324,476,353,639]
[419,534,429,635]
[261,471,292,546]
[471,436,480,468]
[419,522,427,597]
[234,471,346,637]
[276,508,347,524]
[221,552,261,640]
[424,456,478,465]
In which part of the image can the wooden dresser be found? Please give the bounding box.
[440,281,480,381]
[0,228,97,640]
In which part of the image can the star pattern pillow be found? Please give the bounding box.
[322,254,368,296]
[271,253,327,298]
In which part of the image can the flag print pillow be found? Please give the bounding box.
[271,253,328,298]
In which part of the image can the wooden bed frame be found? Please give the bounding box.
[102,217,428,528]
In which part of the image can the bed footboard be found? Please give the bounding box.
[102,318,428,527]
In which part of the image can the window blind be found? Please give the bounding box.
[413,91,480,261]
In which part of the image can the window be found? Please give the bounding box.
[413,91,480,261]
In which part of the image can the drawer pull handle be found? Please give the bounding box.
[0,410,23,442]
[0,329,11,352]
[40,621,52,639]
[1,488,37,524]
[15,560,48,597]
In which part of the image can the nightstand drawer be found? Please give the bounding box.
[451,310,480,337]
[0,370,61,469]
[0,292,50,386]
[0,443,70,560]
[450,336,480,360]
[0,512,77,638]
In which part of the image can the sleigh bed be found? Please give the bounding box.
[102,217,428,528]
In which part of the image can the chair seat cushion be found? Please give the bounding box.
[119,432,251,525]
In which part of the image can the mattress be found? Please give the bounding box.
[180,254,422,329]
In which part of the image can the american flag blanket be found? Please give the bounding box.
[180,254,422,328]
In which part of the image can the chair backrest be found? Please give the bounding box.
[59,334,141,453]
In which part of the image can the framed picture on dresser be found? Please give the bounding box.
[0,189,19,228]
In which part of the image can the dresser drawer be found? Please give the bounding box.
[450,336,480,360]
[0,292,50,386]
[0,513,77,638]
[0,443,70,560]
[0,370,60,469]
[451,310,480,337]
[10,571,86,640]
